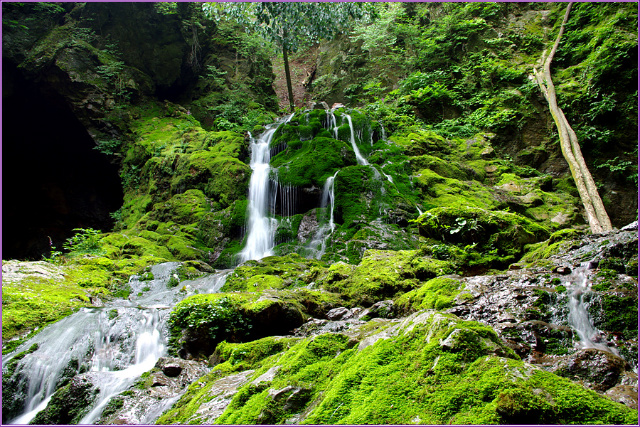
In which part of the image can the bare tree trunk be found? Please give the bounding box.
[283,46,295,113]
[533,2,613,233]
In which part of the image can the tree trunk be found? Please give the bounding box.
[283,46,295,113]
[533,2,613,233]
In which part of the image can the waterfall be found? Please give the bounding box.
[240,114,293,262]
[3,265,232,425]
[272,174,298,219]
[565,263,620,355]
[306,171,339,259]
[343,113,369,166]
[326,110,338,139]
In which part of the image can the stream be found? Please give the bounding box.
[2,263,231,424]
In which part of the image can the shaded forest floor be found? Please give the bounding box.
[271,46,319,111]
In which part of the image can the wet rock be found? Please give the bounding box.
[297,213,319,243]
[620,221,637,231]
[605,384,638,410]
[161,363,183,378]
[553,266,572,275]
[360,300,395,319]
[294,318,329,337]
[326,307,352,321]
[552,348,628,392]
[179,370,255,424]
[152,373,170,387]
[31,374,98,424]
[309,101,329,110]
[252,366,280,386]
[98,358,209,425]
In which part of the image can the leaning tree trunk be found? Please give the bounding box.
[283,46,295,113]
[533,2,613,233]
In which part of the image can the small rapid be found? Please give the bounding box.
[2,264,232,424]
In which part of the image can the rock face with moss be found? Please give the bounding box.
[2,2,638,425]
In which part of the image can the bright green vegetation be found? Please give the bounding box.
[31,377,97,425]
[395,277,464,313]
[158,310,637,425]
[2,2,637,425]
[1,262,96,351]
[319,249,455,306]
[415,206,550,268]
[224,253,325,292]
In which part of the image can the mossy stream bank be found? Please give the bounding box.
[3,225,637,425]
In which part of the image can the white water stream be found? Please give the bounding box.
[343,113,369,166]
[240,115,293,262]
[307,171,339,259]
[3,264,231,424]
[565,263,619,355]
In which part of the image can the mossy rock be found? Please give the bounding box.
[1,261,98,344]
[395,277,464,313]
[168,292,307,359]
[390,129,452,156]
[520,228,585,266]
[224,253,325,292]
[319,249,455,306]
[415,206,550,267]
[31,375,98,424]
[170,149,250,208]
[270,136,354,187]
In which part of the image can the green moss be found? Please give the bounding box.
[595,295,638,340]
[270,136,353,187]
[213,336,300,368]
[521,228,585,266]
[416,206,550,268]
[395,277,464,312]
[31,377,98,424]
[319,249,455,306]
[1,262,96,342]
[224,253,325,292]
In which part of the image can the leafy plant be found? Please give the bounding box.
[63,228,103,255]
[169,296,251,343]
[94,139,121,156]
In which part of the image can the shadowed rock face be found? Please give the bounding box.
[2,63,123,259]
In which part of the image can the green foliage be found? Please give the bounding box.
[206,2,371,54]
[63,228,104,256]
[169,296,251,345]
[93,139,122,156]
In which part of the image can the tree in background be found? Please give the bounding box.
[533,2,612,233]
[204,1,371,112]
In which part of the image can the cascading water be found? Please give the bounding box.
[343,113,369,166]
[566,263,620,355]
[306,171,339,259]
[2,264,232,424]
[240,115,293,262]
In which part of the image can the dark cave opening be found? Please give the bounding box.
[2,64,124,260]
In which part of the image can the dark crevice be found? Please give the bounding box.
[2,63,123,260]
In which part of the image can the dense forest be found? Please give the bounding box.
[2,2,638,425]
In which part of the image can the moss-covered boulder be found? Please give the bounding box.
[319,249,456,306]
[415,206,550,267]
[158,309,637,425]
[395,277,465,313]
[168,293,308,359]
[1,261,96,349]
[224,253,326,292]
